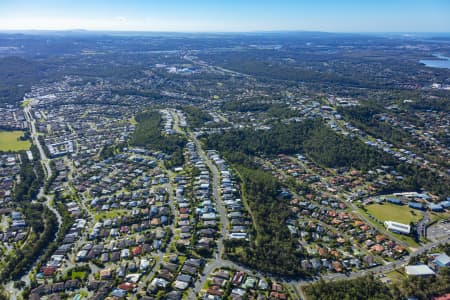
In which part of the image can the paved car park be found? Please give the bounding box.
[427,220,450,242]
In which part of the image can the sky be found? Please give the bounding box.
[0,0,449,33]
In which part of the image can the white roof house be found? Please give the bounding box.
[405,265,435,276]
[384,221,411,235]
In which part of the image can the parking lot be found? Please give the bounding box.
[427,220,450,242]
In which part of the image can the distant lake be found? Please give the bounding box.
[420,54,450,69]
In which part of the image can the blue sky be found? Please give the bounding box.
[0,0,449,32]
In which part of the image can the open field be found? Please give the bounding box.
[358,206,421,248]
[430,212,450,224]
[93,209,129,221]
[0,131,31,152]
[129,116,137,125]
[21,98,32,107]
[366,203,423,224]
[71,271,87,280]
[384,269,405,283]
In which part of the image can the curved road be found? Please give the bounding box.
[187,132,304,299]
[6,104,63,299]
[187,130,450,299]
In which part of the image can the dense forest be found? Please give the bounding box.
[224,162,307,276]
[182,106,213,128]
[221,100,297,119]
[0,204,58,282]
[304,275,392,300]
[404,96,450,113]
[338,105,410,145]
[205,118,450,196]
[1,149,58,282]
[221,99,273,113]
[200,50,375,87]
[205,118,397,170]
[383,164,450,197]
[13,146,44,202]
[0,57,53,105]
[304,268,450,300]
[198,47,450,89]
[130,110,186,168]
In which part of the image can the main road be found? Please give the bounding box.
[24,105,52,178]
[24,104,61,225]
[187,129,233,299]
[6,103,63,299]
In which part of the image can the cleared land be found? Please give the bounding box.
[384,270,405,283]
[0,131,31,151]
[366,203,423,224]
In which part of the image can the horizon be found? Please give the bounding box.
[0,0,449,33]
[1,29,450,37]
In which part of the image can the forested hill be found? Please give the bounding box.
[205,118,397,170]
[204,118,450,196]
[0,57,49,106]
[304,269,450,300]
[130,110,186,168]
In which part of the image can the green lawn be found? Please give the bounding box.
[359,207,420,250]
[21,99,32,107]
[430,212,450,224]
[129,116,137,125]
[93,209,128,221]
[0,131,31,151]
[385,269,406,283]
[366,203,423,224]
[71,271,86,280]
[359,205,422,248]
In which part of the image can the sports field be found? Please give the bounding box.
[366,203,422,224]
[0,131,31,152]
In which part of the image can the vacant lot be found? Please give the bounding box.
[0,131,30,151]
[366,203,423,224]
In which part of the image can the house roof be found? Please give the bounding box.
[433,293,450,300]
[405,265,435,276]
[434,253,450,267]
[384,221,410,234]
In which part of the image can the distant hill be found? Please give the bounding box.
[0,56,49,106]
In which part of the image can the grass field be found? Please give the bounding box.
[93,209,128,221]
[430,212,450,224]
[71,271,86,280]
[0,131,31,152]
[21,98,32,107]
[366,203,423,224]
[385,269,405,283]
[359,207,421,248]
[129,116,137,125]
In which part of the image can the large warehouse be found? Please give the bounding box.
[384,221,411,235]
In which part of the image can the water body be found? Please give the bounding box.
[420,54,450,69]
